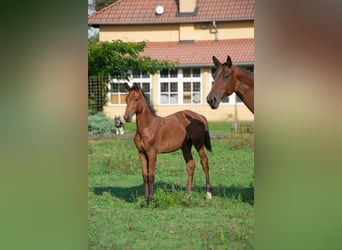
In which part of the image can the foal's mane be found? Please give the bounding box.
[129,84,156,115]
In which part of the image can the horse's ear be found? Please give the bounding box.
[125,83,130,91]
[213,56,222,67]
[226,55,232,67]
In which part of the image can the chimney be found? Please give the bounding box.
[178,0,198,16]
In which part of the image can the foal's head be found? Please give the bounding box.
[124,83,155,122]
[123,83,142,122]
[207,55,237,109]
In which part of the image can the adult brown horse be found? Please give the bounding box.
[207,55,254,113]
[124,83,212,206]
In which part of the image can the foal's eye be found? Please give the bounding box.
[224,74,229,79]
[134,97,138,102]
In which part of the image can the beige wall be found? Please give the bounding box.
[195,21,254,40]
[179,23,196,41]
[99,20,254,42]
[100,24,179,42]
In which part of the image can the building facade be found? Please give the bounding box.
[88,0,254,121]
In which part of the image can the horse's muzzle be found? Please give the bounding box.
[207,96,219,109]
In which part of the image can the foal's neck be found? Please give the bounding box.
[135,100,158,134]
[234,68,254,113]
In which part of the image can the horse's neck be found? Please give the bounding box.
[235,70,254,113]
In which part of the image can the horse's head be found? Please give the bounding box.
[124,83,142,122]
[207,55,237,109]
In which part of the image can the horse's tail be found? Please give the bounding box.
[202,116,212,152]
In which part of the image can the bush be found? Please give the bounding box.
[88,112,114,135]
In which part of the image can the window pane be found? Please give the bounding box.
[132,70,140,78]
[193,82,200,91]
[160,94,169,104]
[119,83,127,92]
[170,69,178,78]
[142,82,150,92]
[161,82,168,92]
[111,83,119,93]
[142,71,149,78]
[111,94,119,104]
[183,82,191,92]
[170,82,178,92]
[193,68,200,77]
[170,94,178,103]
[183,68,191,77]
[193,93,201,103]
[160,69,168,78]
[183,94,191,103]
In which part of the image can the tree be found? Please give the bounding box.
[88,40,175,78]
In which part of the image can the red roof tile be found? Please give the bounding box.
[140,39,254,65]
[89,0,254,24]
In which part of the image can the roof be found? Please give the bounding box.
[88,0,254,25]
[140,39,254,66]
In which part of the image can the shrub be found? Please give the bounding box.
[88,112,114,135]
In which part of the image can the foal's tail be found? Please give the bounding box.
[202,116,212,152]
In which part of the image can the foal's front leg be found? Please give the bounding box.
[138,151,149,203]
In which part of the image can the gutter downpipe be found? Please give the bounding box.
[212,20,219,41]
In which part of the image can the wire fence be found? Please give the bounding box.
[88,76,109,112]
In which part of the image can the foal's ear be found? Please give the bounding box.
[125,83,130,91]
[212,56,222,67]
[133,82,139,89]
[226,55,232,67]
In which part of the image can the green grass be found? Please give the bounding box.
[88,128,254,249]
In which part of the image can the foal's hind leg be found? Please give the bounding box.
[181,142,195,193]
[198,146,212,199]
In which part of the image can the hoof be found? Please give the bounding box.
[206,192,212,200]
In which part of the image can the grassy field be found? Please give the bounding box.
[88,122,254,249]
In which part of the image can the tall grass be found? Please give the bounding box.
[88,131,254,249]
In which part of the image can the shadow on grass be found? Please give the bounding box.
[92,181,254,205]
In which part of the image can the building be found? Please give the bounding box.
[88,0,254,121]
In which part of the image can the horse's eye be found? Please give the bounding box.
[224,74,229,79]
[134,97,138,102]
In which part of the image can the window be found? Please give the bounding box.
[131,70,151,101]
[159,68,202,105]
[109,80,128,105]
[109,70,151,105]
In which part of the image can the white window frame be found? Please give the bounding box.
[158,68,203,105]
